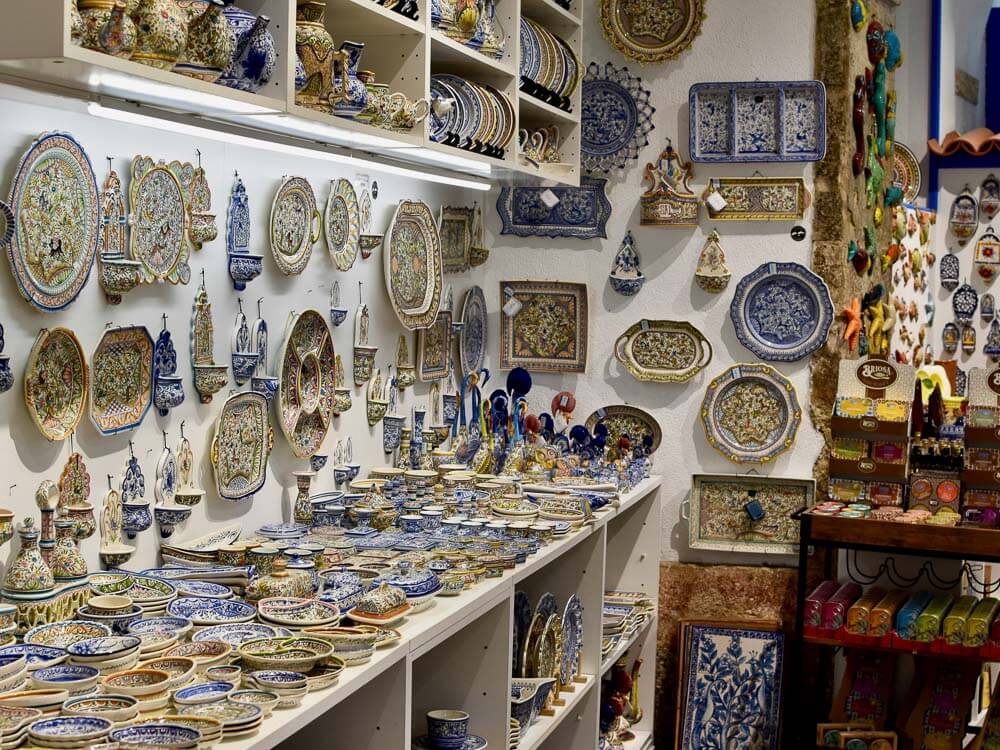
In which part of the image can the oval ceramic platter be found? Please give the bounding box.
[7,132,99,312]
[90,326,155,436]
[278,309,335,458]
[324,178,360,272]
[700,363,801,464]
[210,391,273,502]
[24,327,88,441]
[269,176,319,276]
[584,404,662,452]
[129,157,191,285]
[384,200,443,331]
[614,319,712,383]
[729,261,834,361]
[458,286,487,377]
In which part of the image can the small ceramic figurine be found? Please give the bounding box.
[608,232,645,296]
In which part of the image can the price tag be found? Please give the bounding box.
[540,189,559,208]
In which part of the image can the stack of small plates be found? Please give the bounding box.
[134,631,179,659]
[172,580,234,600]
[161,641,233,671]
[0,646,65,673]
[178,701,263,738]
[0,705,40,749]
[66,637,142,676]
[509,718,520,750]
[124,577,179,616]
[29,665,100,698]
[109,723,201,749]
[23,622,111,650]
[244,671,307,708]
[255,523,309,541]
[0,656,27,694]
[143,716,223,748]
[128,616,194,640]
[61,694,139,726]
[26,716,111,748]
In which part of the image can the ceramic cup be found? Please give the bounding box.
[426,709,470,749]
[248,548,278,576]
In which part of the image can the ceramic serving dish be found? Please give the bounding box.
[614,319,712,383]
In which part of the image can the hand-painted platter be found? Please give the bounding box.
[601,0,705,64]
[700,363,801,464]
[500,281,588,373]
[277,309,336,458]
[7,132,99,312]
[166,597,256,625]
[458,286,487,377]
[90,326,154,436]
[513,591,531,677]
[891,143,921,204]
[581,62,655,174]
[560,594,582,684]
[24,327,88,441]
[269,177,319,276]
[129,157,191,285]
[324,178,360,272]
[614,319,712,383]
[584,404,661,452]
[729,261,834,361]
[210,391,273,501]
[384,200,443,331]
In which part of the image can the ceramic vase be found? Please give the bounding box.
[79,0,137,57]
[51,518,88,582]
[218,6,275,92]
[292,471,315,525]
[294,0,345,111]
[130,0,189,70]
[332,41,369,118]
[174,0,235,81]
[3,519,54,594]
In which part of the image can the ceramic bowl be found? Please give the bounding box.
[228,690,278,717]
[134,690,170,714]
[76,604,142,635]
[246,671,307,692]
[302,627,376,665]
[71,650,140,677]
[86,595,134,615]
[139,716,222,747]
[172,681,235,706]
[426,709,470,749]
[0,645,66,672]
[128,617,193,639]
[0,655,26,680]
[0,671,26,695]
[61,694,138,723]
[109,723,201,749]
[66,636,141,663]
[163,641,232,670]
[24,621,113,649]
[204,665,242,686]
[137,631,179,656]
[100,669,170,697]
[237,637,333,673]
[0,704,41,736]
[0,689,69,710]
[27,715,112,743]
[136,657,196,689]
[30,665,99,693]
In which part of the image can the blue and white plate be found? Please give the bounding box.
[413,734,488,750]
[173,580,234,599]
[581,62,655,174]
[109,723,201,746]
[561,595,583,684]
[172,680,235,705]
[27,715,111,741]
[66,636,141,659]
[0,644,65,670]
[192,623,288,648]
[729,261,834,361]
[166,597,256,625]
[30,664,99,684]
[24,621,112,648]
[127,617,193,637]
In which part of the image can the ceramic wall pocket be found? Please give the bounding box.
[353,304,377,387]
[497,177,611,239]
[218,6,276,93]
[730,261,834,362]
[458,286,487,377]
[500,281,588,373]
[99,486,135,567]
[129,156,192,286]
[230,307,258,386]
[330,281,348,328]
[614,320,712,384]
[384,200,443,331]
[90,325,155,436]
[608,231,644,296]
[24,327,88,442]
[580,62,655,174]
[226,175,262,291]
[941,252,960,291]
[982,174,1000,219]
[394,335,416,392]
[278,309,336,459]
[269,176,320,276]
[173,433,204,507]
[0,322,13,394]
[186,164,217,250]
[639,139,699,227]
[953,282,979,322]
[211,391,273,502]
[324,178,360,272]
[600,0,704,63]
[688,80,826,163]
[468,205,489,267]
[694,230,731,293]
[700,363,801,464]
[942,321,959,353]
[584,404,661,452]
[984,293,996,321]
[190,276,229,403]
[153,325,184,417]
[97,168,140,305]
[976,228,1000,281]
[949,187,978,246]
[418,311,452,382]
[366,370,389,427]
[439,206,474,274]
[7,132,99,312]
[702,177,811,221]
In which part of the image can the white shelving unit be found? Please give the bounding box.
[213,477,661,750]
[0,0,582,184]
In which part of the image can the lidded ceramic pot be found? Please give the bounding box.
[245,559,313,602]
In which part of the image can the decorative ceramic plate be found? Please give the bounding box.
[324,178,360,272]
[892,143,921,204]
[7,132,99,311]
[581,62,655,174]
[513,591,531,677]
[729,262,834,361]
[458,286,487,377]
[269,177,319,276]
[24,327,88,441]
[601,0,705,63]
[210,391,273,501]
[277,309,336,458]
[500,281,588,373]
[584,404,661,452]
[614,319,712,383]
[166,597,256,625]
[700,363,801,464]
[561,595,583,684]
[384,200,443,331]
[438,206,473,274]
[497,177,612,239]
[192,623,287,647]
[24,622,111,649]
[689,81,827,162]
[129,157,191,285]
[90,326,154,436]
[169,525,242,552]
[417,310,452,382]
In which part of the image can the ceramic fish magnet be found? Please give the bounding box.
[983,175,1000,219]
[976,228,1000,282]
[694,230,731,293]
[949,187,978,245]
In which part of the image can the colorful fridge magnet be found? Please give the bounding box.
[639,138,699,227]
[976,227,1000,282]
[949,187,978,246]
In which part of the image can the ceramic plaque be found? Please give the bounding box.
[129,157,191,285]
[324,178,360,272]
[580,62,655,174]
[584,404,661,452]
[500,281,587,373]
[277,309,336,458]
[24,327,88,441]
[496,177,611,239]
[458,286,487,376]
[384,200,444,331]
[892,143,921,204]
[704,177,811,221]
[700,363,801,464]
[210,391,273,502]
[614,319,712,383]
[729,261,834,361]
[90,326,155,436]
[417,310,452,382]
[439,206,474,274]
[269,176,319,276]
[689,81,827,162]
[688,474,815,556]
[600,0,705,64]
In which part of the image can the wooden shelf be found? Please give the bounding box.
[520,0,581,27]
[332,0,427,35]
[518,674,595,750]
[802,634,992,663]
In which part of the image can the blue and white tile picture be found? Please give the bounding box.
[496,176,612,240]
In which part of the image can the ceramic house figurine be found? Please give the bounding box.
[608,232,645,296]
[695,230,731,293]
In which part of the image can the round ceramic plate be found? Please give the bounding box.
[24,327,88,441]
[129,157,190,285]
[269,176,318,276]
[892,142,921,204]
[700,363,801,464]
[581,62,655,174]
[584,404,662,452]
[166,597,256,625]
[458,286,487,377]
[601,0,705,63]
[324,178,360,272]
[24,622,111,649]
[7,132,99,312]
[384,200,443,331]
[729,261,834,362]
[277,309,336,459]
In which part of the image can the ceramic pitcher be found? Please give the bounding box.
[174,0,235,81]
[78,0,137,57]
[218,5,275,92]
[130,0,189,69]
[332,41,368,118]
[295,0,346,111]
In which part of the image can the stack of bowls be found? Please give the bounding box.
[61,694,139,726]
[301,626,376,666]
[161,641,233,672]
[172,681,235,707]
[66,636,142,676]
[244,671,307,708]
[99,669,171,713]
[176,701,262,738]
[141,716,223,748]
[23,622,112,650]
[76,596,141,635]
[229,689,279,718]
[128,616,193,640]
[134,631,179,660]
[134,657,196,691]
[0,657,27,694]
[109,722,201,748]
[0,688,69,712]
[29,666,99,698]
[118,576,178,616]
[26,716,111,748]
[0,704,40,748]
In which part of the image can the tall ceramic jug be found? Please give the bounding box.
[332,41,369,118]
[174,0,235,81]
[295,1,346,111]
[130,0,189,69]
[218,6,275,92]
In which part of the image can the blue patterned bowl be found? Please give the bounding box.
[426,709,469,750]
[109,723,201,748]
[249,670,307,691]
[76,605,142,635]
[0,644,65,670]
[228,252,264,291]
[128,617,193,638]
[231,352,259,384]
[608,273,645,297]
[28,715,111,742]
[172,680,235,705]
[30,664,99,691]
[330,307,348,327]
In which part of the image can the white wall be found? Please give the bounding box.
[481,0,823,563]
[0,82,469,573]
[938,0,991,135]
[895,0,931,168]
